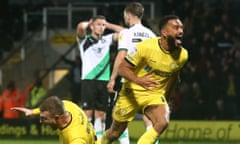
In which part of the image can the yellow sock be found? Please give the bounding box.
[137,127,159,144]
[101,131,111,144]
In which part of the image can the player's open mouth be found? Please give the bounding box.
[176,36,182,45]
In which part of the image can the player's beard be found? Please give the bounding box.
[166,35,179,51]
[167,36,176,51]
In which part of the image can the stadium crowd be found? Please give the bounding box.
[164,0,240,120]
[0,0,240,121]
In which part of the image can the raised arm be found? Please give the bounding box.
[11,107,34,116]
[76,19,92,38]
[106,22,124,41]
[106,22,124,33]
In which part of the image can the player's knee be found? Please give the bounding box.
[154,117,169,133]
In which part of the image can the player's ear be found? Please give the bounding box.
[161,29,167,38]
[88,20,94,30]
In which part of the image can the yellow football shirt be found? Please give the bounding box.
[123,37,188,95]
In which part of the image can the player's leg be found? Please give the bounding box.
[94,81,109,140]
[143,114,152,129]
[84,109,94,122]
[138,104,170,144]
[94,110,106,140]
[105,91,130,144]
[101,119,128,144]
[118,127,130,144]
[106,78,130,144]
[80,80,95,122]
[143,115,159,144]
[102,87,137,144]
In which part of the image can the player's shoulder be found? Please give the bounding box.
[179,46,189,59]
[180,46,188,54]
[102,33,114,38]
[101,33,114,42]
[62,100,78,108]
[62,100,73,106]
[119,28,129,34]
[135,24,155,32]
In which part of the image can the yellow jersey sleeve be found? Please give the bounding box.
[125,40,145,66]
[32,108,40,115]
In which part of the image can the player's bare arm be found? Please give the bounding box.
[76,19,93,38]
[11,107,34,116]
[106,22,124,33]
[107,50,127,93]
[106,22,124,41]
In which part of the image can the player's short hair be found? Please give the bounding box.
[158,15,179,31]
[124,2,144,19]
[92,15,106,22]
[39,96,65,117]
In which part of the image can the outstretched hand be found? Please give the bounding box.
[11,107,33,116]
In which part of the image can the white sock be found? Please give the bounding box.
[146,125,159,144]
[146,125,152,130]
[94,118,104,140]
[118,128,130,144]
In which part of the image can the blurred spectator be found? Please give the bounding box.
[24,80,35,103]
[0,80,25,119]
[25,79,47,108]
[177,82,194,119]
[170,87,181,119]
[212,98,226,120]
[24,72,41,104]
[222,72,239,119]
[191,82,205,119]
[0,85,3,117]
